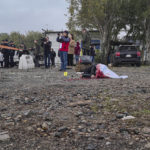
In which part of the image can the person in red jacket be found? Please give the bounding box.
[57,31,70,71]
[74,42,81,64]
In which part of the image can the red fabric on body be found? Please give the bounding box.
[96,64,109,78]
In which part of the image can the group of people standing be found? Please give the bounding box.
[0,39,16,68]
[57,31,81,71]
[56,29,95,71]
[0,38,57,69]
[0,29,96,70]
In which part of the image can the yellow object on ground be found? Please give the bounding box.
[64,72,68,76]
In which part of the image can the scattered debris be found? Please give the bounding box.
[0,131,10,142]
[145,143,150,149]
[42,122,49,131]
[0,67,150,149]
[122,116,135,120]
[142,127,150,134]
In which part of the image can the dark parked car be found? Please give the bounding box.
[110,45,141,66]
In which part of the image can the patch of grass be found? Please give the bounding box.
[102,99,117,112]
[91,104,99,113]
[132,109,150,117]
[142,109,150,114]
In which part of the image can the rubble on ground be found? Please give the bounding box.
[0,66,150,150]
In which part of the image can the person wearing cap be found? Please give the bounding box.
[2,39,10,68]
[57,30,70,71]
[9,41,16,67]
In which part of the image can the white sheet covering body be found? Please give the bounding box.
[96,64,128,79]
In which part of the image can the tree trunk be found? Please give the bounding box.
[99,27,111,64]
[145,26,150,63]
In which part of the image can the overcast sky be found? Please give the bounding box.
[0,0,68,34]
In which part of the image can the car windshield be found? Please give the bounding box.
[119,46,137,51]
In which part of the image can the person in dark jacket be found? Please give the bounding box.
[82,29,91,55]
[34,40,40,67]
[2,39,10,68]
[90,45,96,63]
[82,64,96,78]
[51,48,56,67]
[57,31,70,71]
[9,41,15,67]
[41,37,52,68]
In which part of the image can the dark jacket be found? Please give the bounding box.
[34,43,40,56]
[51,51,56,59]
[57,36,70,52]
[10,44,15,56]
[82,64,96,78]
[82,31,91,50]
[41,41,52,55]
[75,42,81,55]
[2,43,10,56]
[90,47,95,56]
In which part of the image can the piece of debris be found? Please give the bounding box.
[145,143,150,149]
[122,116,135,120]
[58,126,68,132]
[142,127,150,134]
[0,131,10,142]
[42,122,49,130]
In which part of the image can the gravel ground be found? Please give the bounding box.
[0,66,150,150]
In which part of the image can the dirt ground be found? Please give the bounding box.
[0,66,150,150]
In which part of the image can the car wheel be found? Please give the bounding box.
[131,64,135,67]
[112,57,118,67]
[113,62,119,67]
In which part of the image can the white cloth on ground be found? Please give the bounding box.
[97,64,128,79]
